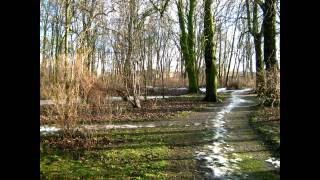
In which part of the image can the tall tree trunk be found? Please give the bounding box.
[203,0,217,102]
[41,5,49,69]
[262,0,279,103]
[246,0,265,95]
[187,0,199,90]
[218,24,222,87]
[246,33,254,79]
[64,0,71,82]
[54,6,61,83]
[177,0,198,93]
[263,0,278,71]
[231,45,240,80]
[124,0,141,108]
[221,30,228,85]
[224,24,236,87]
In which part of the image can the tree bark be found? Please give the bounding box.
[203,0,217,102]
[246,0,265,94]
[177,0,198,93]
[262,0,279,102]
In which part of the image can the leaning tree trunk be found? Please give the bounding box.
[203,0,217,102]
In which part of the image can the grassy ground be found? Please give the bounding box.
[249,107,280,158]
[40,125,214,179]
[40,95,217,179]
[40,92,280,179]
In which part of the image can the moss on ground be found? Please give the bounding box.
[236,154,280,180]
[41,145,168,179]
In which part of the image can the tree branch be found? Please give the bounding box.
[252,0,265,12]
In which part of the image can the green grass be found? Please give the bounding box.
[236,154,280,180]
[40,145,182,179]
[41,144,169,179]
[40,125,212,179]
[249,109,280,158]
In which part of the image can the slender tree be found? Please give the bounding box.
[245,0,265,95]
[225,0,242,87]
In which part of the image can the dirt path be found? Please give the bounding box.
[41,89,280,179]
[195,89,280,179]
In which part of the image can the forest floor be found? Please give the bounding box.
[40,88,280,179]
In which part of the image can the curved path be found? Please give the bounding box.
[195,89,280,179]
[41,89,280,179]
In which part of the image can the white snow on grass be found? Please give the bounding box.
[217,88,227,92]
[195,89,253,178]
[266,157,280,168]
[41,96,174,106]
[199,87,238,93]
[40,126,60,134]
[199,87,226,93]
[194,122,201,126]
[199,87,206,93]
[40,123,156,134]
[107,96,170,101]
[81,123,156,130]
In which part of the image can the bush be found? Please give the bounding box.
[40,54,113,134]
[226,79,240,90]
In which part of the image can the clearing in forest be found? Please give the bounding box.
[40,89,280,179]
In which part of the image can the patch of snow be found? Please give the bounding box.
[266,157,280,168]
[107,96,171,101]
[217,88,227,93]
[199,87,206,93]
[81,123,155,130]
[194,122,201,126]
[40,126,60,134]
[145,96,170,99]
[145,124,156,128]
[199,87,228,93]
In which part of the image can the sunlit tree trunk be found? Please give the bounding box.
[177,0,198,93]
